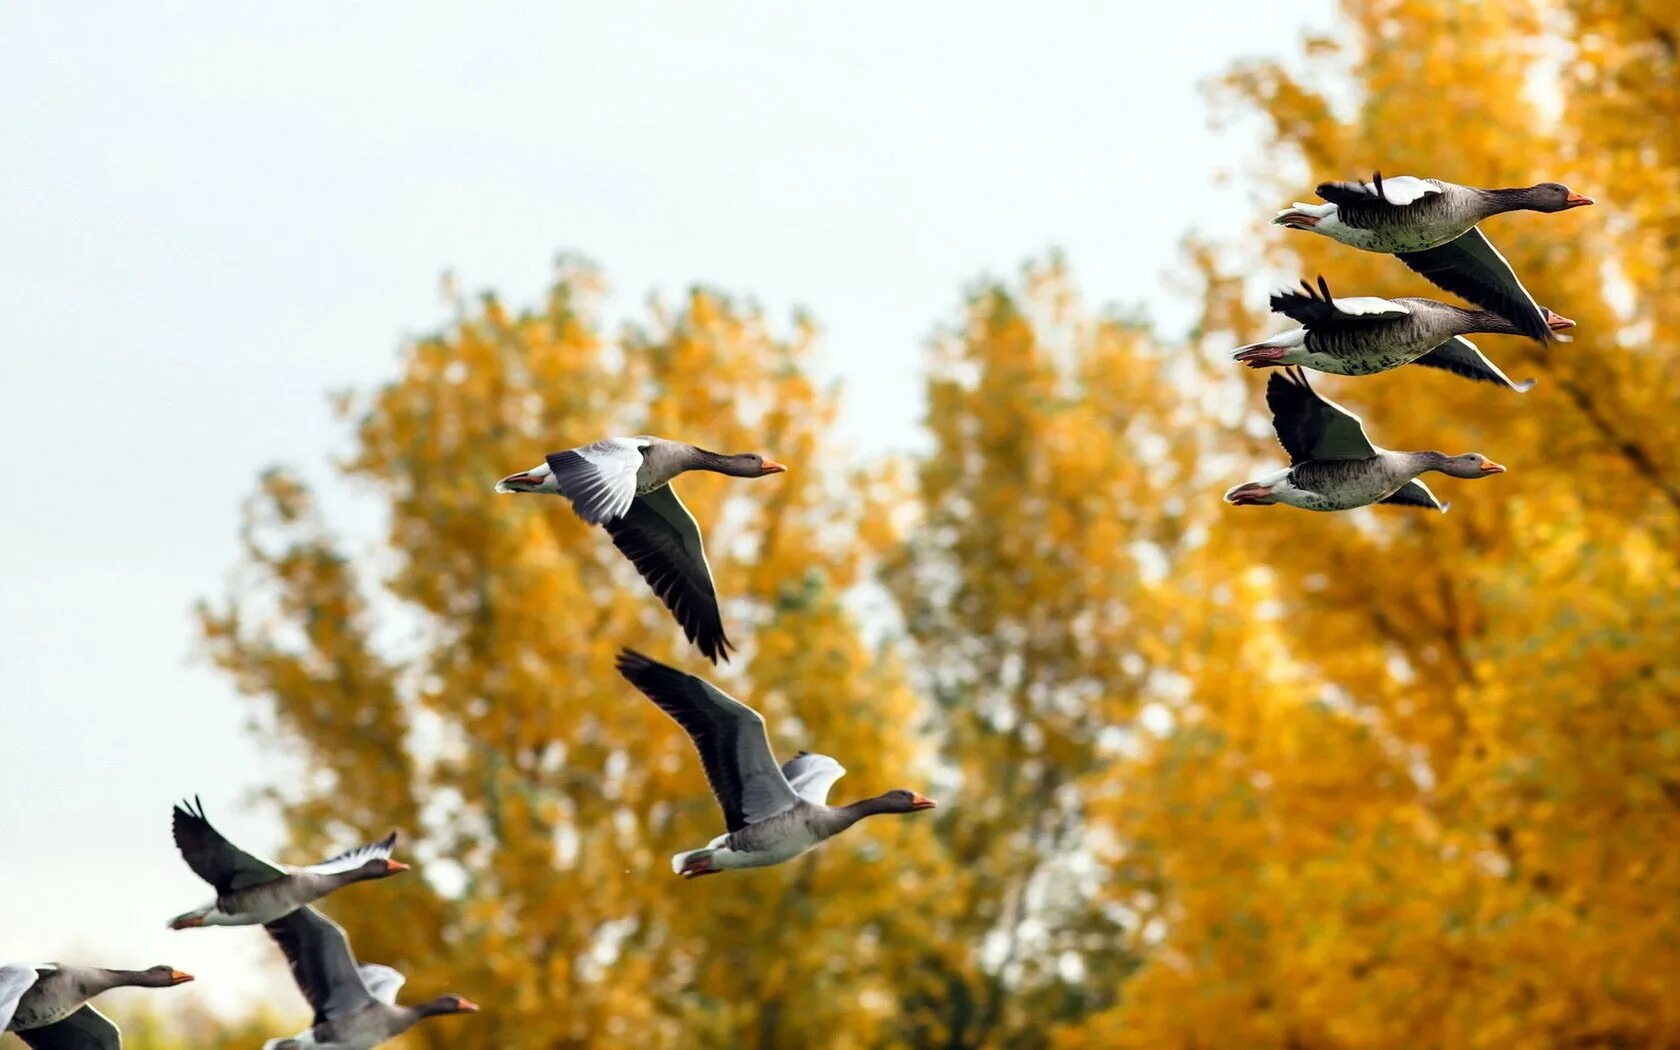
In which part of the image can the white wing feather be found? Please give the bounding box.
[0,964,41,1032]
[780,752,848,805]
[1331,295,1410,318]
[358,964,406,1005]
[547,438,649,524]
[303,833,397,876]
[1363,175,1440,205]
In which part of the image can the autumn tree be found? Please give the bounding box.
[200,264,951,1049]
[879,258,1208,1047]
[1062,1,1680,1046]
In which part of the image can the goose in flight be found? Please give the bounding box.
[1231,276,1569,390]
[1273,173,1592,341]
[1224,368,1506,513]
[497,437,787,663]
[615,649,937,878]
[169,797,408,929]
[261,907,478,1049]
[2,962,192,1049]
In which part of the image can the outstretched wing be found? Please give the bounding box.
[616,649,800,832]
[545,437,649,525]
[1266,368,1378,464]
[1271,276,1410,328]
[16,1005,120,1050]
[264,907,377,1026]
[1380,480,1450,513]
[1316,172,1441,208]
[172,797,287,894]
[0,964,41,1032]
[605,485,732,663]
[780,751,848,805]
[1412,337,1535,392]
[1396,228,1551,343]
[304,832,399,876]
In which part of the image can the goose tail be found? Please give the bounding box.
[671,847,721,878]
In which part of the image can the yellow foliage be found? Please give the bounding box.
[189,4,1680,1048]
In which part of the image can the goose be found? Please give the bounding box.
[1273,173,1592,341]
[2,962,192,1048]
[1224,367,1506,513]
[261,907,478,1049]
[169,797,407,929]
[615,648,936,878]
[1230,276,1571,390]
[496,437,787,664]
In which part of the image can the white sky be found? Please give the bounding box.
[0,0,1330,1024]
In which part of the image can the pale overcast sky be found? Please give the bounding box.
[0,0,1331,1021]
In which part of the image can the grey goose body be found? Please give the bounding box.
[1273,174,1592,342]
[496,437,787,664]
[169,798,407,929]
[2,962,192,1049]
[1224,368,1506,513]
[614,649,936,877]
[262,907,477,1049]
[1232,276,1566,390]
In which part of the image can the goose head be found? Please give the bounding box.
[1522,183,1595,212]
[418,994,480,1017]
[874,789,938,814]
[1434,453,1506,479]
[697,451,788,478]
[352,857,411,882]
[138,966,195,988]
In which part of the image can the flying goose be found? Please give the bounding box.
[615,649,936,878]
[169,797,407,929]
[261,907,478,1049]
[2,962,192,1048]
[1273,173,1592,341]
[1224,367,1506,513]
[496,437,787,663]
[1231,276,1570,390]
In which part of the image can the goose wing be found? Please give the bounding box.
[172,797,287,893]
[1316,173,1442,209]
[1412,336,1535,392]
[780,751,848,805]
[0,964,40,1032]
[615,649,799,832]
[264,907,377,1026]
[1271,276,1410,328]
[604,485,732,663]
[1266,368,1377,464]
[545,437,649,525]
[303,832,399,876]
[357,965,406,1006]
[15,1006,119,1050]
[1380,480,1450,512]
[1395,228,1551,342]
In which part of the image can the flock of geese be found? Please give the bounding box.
[1224,174,1591,512]
[2,172,1588,1049]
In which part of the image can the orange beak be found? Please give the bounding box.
[1564,192,1594,207]
[759,458,788,475]
[1545,310,1576,331]
[385,860,411,874]
[1480,460,1507,474]
[457,998,481,1013]
[169,970,195,985]
[908,793,938,811]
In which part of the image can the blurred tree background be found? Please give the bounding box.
[95,0,1678,1046]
